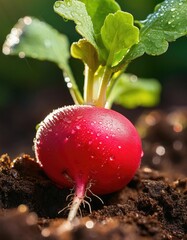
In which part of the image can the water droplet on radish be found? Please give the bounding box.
[76,115,83,120]
[76,125,81,130]
[88,141,92,145]
[109,156,115,161]
[99,141,102,145]
[63,117,71,124]
[105,135,109,139]
[118,145,122,149]
[71,129,76,134]
[64,136,70,143]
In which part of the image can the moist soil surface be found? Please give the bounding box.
[0,109,187,240]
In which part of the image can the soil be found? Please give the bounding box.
[0,109,187,240]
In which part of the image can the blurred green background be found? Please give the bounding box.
[0,0,187,157]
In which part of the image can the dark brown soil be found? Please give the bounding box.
[0,154,186,240]
[0,109,187,240]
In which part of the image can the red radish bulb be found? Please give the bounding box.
[34,105,142,221]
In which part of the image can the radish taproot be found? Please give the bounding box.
[34,105,142,221]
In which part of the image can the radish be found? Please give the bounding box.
[34,105,142,221]
[4,0,187,223]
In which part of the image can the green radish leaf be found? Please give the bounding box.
[107,74,161,109]
[79,0,120,34]
[2,17,70,73]
[101,11,139,67]
[71,39,99,71]
[126,0,187,60]
[54,0,96,48]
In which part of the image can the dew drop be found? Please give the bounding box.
[67,82,73,89]
[2,46,11,55]
[88,141,92,145]
[168,20,174,25]
[64,117,71,124]
[99,141,102,145]
[76,125,81,130]
[64,76,70,83]
[76,115,83,120]
[55,2,61,8]
[170,7,176,11]
[118,145,122,149]
[109,156,115,161]
[18,51,25,58]
[105,135,109,139]
[23,16,32,25]
[64,137,69,143]
[71,129,76,134]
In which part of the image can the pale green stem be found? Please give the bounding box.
[84,65,94,105]
[95,67,112,107]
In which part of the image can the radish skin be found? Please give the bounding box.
[34,105,142,221]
